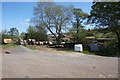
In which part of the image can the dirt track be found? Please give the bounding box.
[2,45,118,78]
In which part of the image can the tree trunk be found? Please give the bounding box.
[116,31,120,49]
[76,19,79,43]
[56,35,61,45]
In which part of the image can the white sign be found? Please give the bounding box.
[74,44,83,52]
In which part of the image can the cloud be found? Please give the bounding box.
[25,19,30,22]
[20,19,30,26]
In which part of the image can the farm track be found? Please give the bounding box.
[1,45,119,78]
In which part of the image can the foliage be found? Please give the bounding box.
[20,32,26,39]
[35,25,48,41]
[82,37,118,57]
[27,26,36,39]
[8,28,19,38]
[2,28,19,41]
[72,8,88,42]
[2,29,11,39]
[88,2,120,49]
[32,2,73,44]
[94,32,115,38]
[2,28,19,40]
[90,28,116,38]
[27,25,48,41]
[69,28,93,49]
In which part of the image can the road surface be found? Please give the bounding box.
[2,45,118,78]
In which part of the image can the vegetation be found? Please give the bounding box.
[0,43,17,49]
[32,2,73,44]
[26,25,48,41]
[1,2,119,57]
[20,32,26,39]
[8,28,19,39]
[72,8,88,42]
[88,2,120,50]
[30,2,118,56]
[2,28,19,40]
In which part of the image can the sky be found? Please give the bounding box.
[2,2,93,33]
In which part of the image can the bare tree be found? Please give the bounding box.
[32,2,72,44]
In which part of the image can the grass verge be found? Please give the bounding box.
[25,45,118,57]
[0,43,17,49]
[25,45,37,50]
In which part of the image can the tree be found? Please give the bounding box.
[32,2,72,44]
[27,25,48,41]
[2,29,11,39]
[34,25,48,41]
[88,2,120,49]
[27,25,36,39]
[8,27,19,39]
[72,8,88,42]
[20,32,26,39]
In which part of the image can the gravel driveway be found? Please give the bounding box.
[2,45,118,78]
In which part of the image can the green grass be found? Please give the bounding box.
[82,50,96,55]
[0,43,17,49]
[55,48,74,52]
